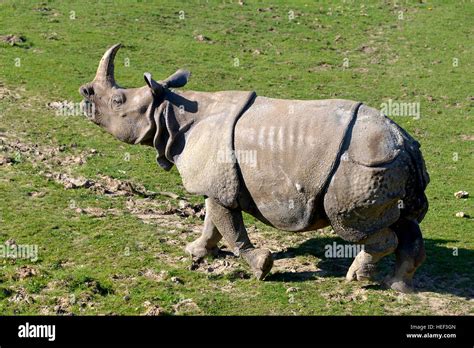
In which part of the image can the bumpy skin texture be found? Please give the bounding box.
[79,44,430,292]
[324,105,429,243]
[324,155,409,242]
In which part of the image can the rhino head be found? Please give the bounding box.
[78,43,190,146]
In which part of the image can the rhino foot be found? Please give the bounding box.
[242,248,273,280]
[185,240,219,261]
[345,251,377,281]
[346,228,398,282]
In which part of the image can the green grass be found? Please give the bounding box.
[0,0,472,315]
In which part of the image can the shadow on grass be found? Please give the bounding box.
[266,236,474,299]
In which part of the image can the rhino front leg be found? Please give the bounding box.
[186,198,222,260]
[206,198,273,280]
[346,228,398,282]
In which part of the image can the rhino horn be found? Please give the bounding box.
[94,43,121,85]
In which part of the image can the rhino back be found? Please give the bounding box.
[234,96,359,231]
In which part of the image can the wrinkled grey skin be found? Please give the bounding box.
[79,44,429,293]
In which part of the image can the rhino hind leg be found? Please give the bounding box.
[323,152,425,291]
[186,198,222,260]
[346,228,398,282]
[206,198,273,280]
[383,218,426,293]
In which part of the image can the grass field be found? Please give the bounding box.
[0,0,472,315]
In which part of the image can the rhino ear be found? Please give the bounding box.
[162,69,190,88]
[144,72,164,95]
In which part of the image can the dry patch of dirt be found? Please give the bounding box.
[359,44,377,54]
[73,207,122,218]
[414,292,458,315]
[143,301,166,316]
[172,298,202,314]
[308,62,333,73]
[273,256,320,276]
[0,134,97,168]
[126,199,204,226]
[460,134,474,141]
[52,296,74,315]
[194,34,213,44]
[8,287,34,305]
[14,266,38,280]
[384,291,473,316]
[141,298,201,315]
[38,292,96,315]
[0,133,204,228]
[42,279,69,293]
[139,268,169,282]
[0,34,26,46]
[190,250,240,276]
[322,286,369,304]
[0,83,23,101]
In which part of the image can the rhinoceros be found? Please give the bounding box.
[79,44,429,293]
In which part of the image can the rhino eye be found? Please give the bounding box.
[111,94,125,107]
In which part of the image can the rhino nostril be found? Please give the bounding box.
[80,87,88,97]
[80,86,94,98]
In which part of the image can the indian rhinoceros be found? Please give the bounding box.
[78,44,429,293]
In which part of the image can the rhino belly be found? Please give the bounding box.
[234,96,359,231]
